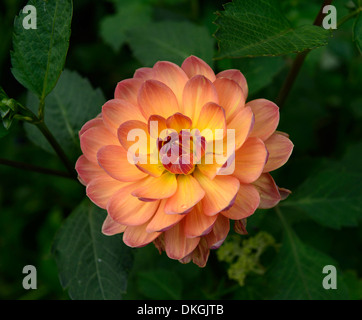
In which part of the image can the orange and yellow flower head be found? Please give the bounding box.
[76,56,293,267]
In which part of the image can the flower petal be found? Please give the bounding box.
[221,183,260,219]
[216,69,248,99]
[213,77,245,122]
[252,173,281,209]
[117,120,150,156]
[190,238,210,267]
[247,99,279,141]
[102,214,127,236]
[75,155,104,185]
[102,99,145,135]
[146,199,185,232]
[166,113,192,132]
[263,132,294,172]
[131,172,177,201]
[181,56,216,81]
[205,215,230,249]
[182,75,218,124]
[107,183,160,225]
[138,80,180,119]
[164,174,205,214]
[184,203,217,238]
[133,67,154,81]
[226,106,254,150]
[86,175,126,209]
[164,220,200,260]
[135,154,165,178]
[97,145,147,182]
[233,137,268,183]
[194,169,240,216]
[114,78,143,106]
[80,125,119,163]
[194,102,226,142]
[79,117,103,138]
[123,222,161,248]
[153,61,189,106]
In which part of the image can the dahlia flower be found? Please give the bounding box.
[76,55,293,267]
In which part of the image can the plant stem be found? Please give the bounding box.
[34,120,77,179]
[337,7,361,28]
[0,158,73,179]
[276,0,333,108]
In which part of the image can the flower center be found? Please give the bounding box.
[158,130,206,175]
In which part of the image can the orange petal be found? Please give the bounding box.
[233,137,268,183]
[153,61,189,106]
[102,214,127,236]
[135,154,165,178]
[86,175,126,209]
[146,199,185,232]
[117,120,150,157]
[97,145,147,182]
[102,99,145,135]
[216,69,248,99]
[80,125,119,163]
[75,155,104,185]
[221,183,260,219]
[164,220,200,260]
[148,114,168,139]
[181,56,216,82]
[213,78,245,122]
[263,132,294,172]
[166,113,192,132]
[182,75,218,124]
[205,215,230,249]
[164,174,205,214]
[131,172,177,201]
[79,117,103,138]
[252,173,282,209]
[107,183,160,225]
[133,67,154,81]
[184,203,217,238]
[247,99,279,141]
[138,80,180,119]
[114,78,143,106]
[123,222,161,248]
[194,169,240,216]
[226,106,254,150]
[190,238,210,267]
[194,102,226,142]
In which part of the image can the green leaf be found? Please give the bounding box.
[137,269,183,300]
[24,69,105,160]
[100,2,151,51]
[214,0,329,59]
[11,0,72,99]
[268,209,349,299]
[281,169,362,229]
[353,12,362,54]
[127,21,215,66]
[52,199,134,300]
[233,57,285,96]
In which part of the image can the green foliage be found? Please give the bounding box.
[24,69,105,160]
[52,199,134,300]
[267,210,349,300]
[353,12,362,53]
[127,21,214,66]
[100,1,152,51]
[11,0,72,100]
[217,232,277,286]
[214,0,329,58]
[137,270,183,299]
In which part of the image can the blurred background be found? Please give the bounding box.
[0,0,361,299]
